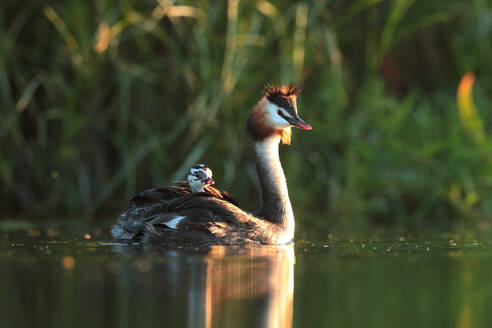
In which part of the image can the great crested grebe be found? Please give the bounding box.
[111,84,311,245]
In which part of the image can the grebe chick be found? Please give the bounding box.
[187,164,238,205]
[187,164,214,192]
[129,164,215,206]
[111,83,311,245]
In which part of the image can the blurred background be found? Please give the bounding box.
[0,0,491,233]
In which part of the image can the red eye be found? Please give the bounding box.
[277,109,282,115]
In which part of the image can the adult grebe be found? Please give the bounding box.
[111,84,311,245]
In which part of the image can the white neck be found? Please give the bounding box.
[253,136,295,243]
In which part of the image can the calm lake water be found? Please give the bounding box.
[1,222,491,328]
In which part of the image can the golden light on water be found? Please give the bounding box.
[137,259,151,272]
[46,228,60,237]
[27,229,40,237]
[199,245,294,328]
[62,256,75,270]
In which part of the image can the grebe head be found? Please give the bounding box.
[187,164,214,193]
[246,83,312,144]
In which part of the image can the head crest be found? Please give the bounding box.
[264,83,301,100]
[191,164,207,170]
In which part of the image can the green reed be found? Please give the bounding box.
[0,0,490,231]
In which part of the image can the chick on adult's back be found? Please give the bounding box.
[111,164,236,240]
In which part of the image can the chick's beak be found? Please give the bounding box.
[206,178,215,185]
[288,115,312,130]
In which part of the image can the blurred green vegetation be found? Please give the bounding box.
[0,0,491,231]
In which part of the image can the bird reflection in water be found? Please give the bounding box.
[111,244,294,328]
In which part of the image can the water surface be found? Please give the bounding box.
[1,223,491,328]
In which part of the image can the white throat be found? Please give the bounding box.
[254,136,295,244]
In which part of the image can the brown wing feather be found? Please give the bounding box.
[219,190,239,206]
[129,181,191,205]
[204,186,239,206]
